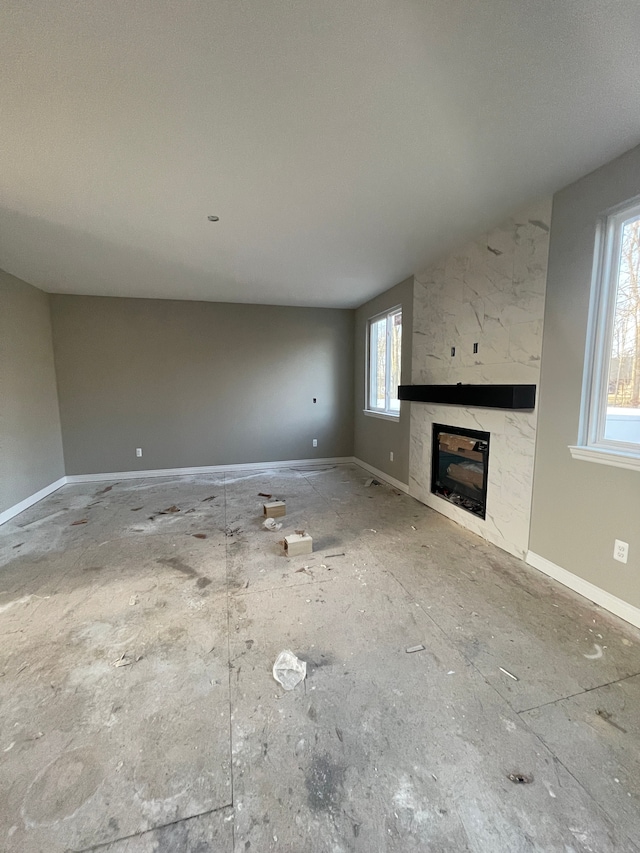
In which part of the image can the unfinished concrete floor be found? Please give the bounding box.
[1,463,639,852]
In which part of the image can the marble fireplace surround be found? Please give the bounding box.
[408,197,552,560]
[410,402,537,559]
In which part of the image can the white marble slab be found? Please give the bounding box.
[409,198,552,558]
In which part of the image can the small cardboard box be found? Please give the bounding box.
[263,500,286,518]
[447,463,483,489]
[440,433,477,453]
[284,532,313,557]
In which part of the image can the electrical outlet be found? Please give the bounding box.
[614,539,629,563]
[389,451,394,461]
[136,448,143,458]
[312,439,318,447]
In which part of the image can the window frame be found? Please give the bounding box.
[365,305,402,419]
[572,196,640,468]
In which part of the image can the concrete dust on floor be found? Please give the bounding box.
[1,464,639,852]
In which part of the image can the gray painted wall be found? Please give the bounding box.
[0,270,64,513]
[530,144,640,609]
[354,277,413,484]
[50,295,354,475]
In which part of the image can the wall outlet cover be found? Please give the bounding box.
[614,539,629,563]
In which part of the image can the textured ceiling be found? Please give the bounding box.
[1,1,640,308]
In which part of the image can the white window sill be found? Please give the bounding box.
[568,445,640,472]
[363,409,400,422]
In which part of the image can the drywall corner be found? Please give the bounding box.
[0,269,65,515]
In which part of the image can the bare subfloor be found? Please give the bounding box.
[1,464,639,852]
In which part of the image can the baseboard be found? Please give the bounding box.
[0,477,68,527]
[526,550,640,630]
[352,458,409,493]
[64,456,355,484]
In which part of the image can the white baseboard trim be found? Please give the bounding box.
[64,456,355,484]
[526,550,640,630]
[0,477,68,527]
[352,458,409,493]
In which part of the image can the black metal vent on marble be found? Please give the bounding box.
[397,384,536,410]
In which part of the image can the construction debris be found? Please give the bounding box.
[258,492,272,498]
[499,667,519,681]
[263,500,286,518]
[262,518,282,531]
[365,478,381,487]
[225,525,241,537]
[508,772,533,784]
[202,495,216,502]
[273,650,306,691]
[160,505,180,514]
[406,644,425,654]
[595,708,627,733]
[71,519,88,526]
[285,532,313,556]
[192,533,207,539]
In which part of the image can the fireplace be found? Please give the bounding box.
[431,424,490,519]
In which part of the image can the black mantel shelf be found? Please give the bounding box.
[398,384,536,410]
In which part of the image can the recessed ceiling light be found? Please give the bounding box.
[207,215,219,222]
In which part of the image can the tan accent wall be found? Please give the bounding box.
[0,270,64,513]
[530,144,640,608]
[50,295,354,475]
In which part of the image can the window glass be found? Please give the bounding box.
[603,213,640,446]
[367,308,402,416]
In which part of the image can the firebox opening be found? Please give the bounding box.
[431,423,490,519]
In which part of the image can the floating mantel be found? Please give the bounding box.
[398,384,536,410]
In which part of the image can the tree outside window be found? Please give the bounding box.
[368,308,402,416]
[583,200,640,453]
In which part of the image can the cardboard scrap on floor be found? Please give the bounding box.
[263,500,286,518]
[284,531,313,557]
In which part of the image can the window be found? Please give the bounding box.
[367,307,402,417]
[574,198,640,467]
